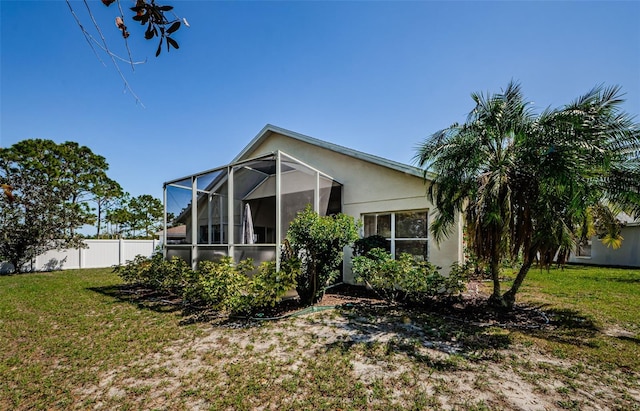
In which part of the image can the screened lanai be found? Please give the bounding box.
[163,151,342,269]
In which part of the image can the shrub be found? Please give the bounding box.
[249,256,299,312]
[352,248,467,303]
[115,251,300,315]
[353,234,389,257]
[287,205,360,305]
[115,253,192,293]
[188,256,298,314]
[193,257,252,312]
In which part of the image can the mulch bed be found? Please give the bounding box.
[257,282,552,332]
[110,281,555,331]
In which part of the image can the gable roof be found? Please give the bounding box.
[233,124,432,180]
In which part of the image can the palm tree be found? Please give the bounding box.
[415,81,640,308]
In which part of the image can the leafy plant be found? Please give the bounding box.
[115,252,191,292]
[101,0,183,57]
[415,81,640,308]
[250,256,299,312]
[286,206,360,305]
[194,258,252,312]
[115,251,299,315]
[352,248,467,303]
[353,234,389,257]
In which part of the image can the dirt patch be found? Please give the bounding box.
[75,283,639,410]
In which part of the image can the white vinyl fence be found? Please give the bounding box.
[0,239,160,273]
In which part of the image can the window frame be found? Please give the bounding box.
[362,209,429,260]
[576,239,592,258]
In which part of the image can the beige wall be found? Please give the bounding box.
[241,132,464,281]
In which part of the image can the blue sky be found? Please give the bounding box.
[2,1,639,202]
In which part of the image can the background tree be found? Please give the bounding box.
[415,82,640,308]
[128,194,163,238]
[0,140,117,273]
[55,141,121,236]
[105,196,133,238]
[106,193,163,238]
[92,179,124,238]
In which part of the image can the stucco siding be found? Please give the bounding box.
[569,225,640,268]
[241,131,464,281]
[246,133,426,205]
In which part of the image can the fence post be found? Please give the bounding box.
[79,242,84,269]
[119,238,124,266]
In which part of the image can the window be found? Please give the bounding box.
[576,240,592,258]
[363,210,428,261]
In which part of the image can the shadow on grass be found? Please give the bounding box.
[321,294,613,363]
[603,277,640,284]
[87,284,295,328]
[318,300,516,363]
[616,335,640,344]
[88,283,609,358]
[324,338,464,371]
[526,307,600,347]
[88,284,184,315]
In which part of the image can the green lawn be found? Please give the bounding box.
[506,264,640,374]
[0,268,203,409]
[1,266,638,410]
[515,264,640,329]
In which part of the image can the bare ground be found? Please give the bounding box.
[76,284,640,410]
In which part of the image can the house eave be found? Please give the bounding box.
[233,124,436,181]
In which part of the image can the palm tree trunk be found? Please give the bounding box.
[488,257,507,308]
[502,249,537,308]
[489,260,501,297]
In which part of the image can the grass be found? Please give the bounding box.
[1,265,639,410]
[513,264,640,326]
[0,269,202,409]
[505,264,640,371]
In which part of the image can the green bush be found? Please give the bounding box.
[249,257,299,312]
[352,248,467,303]
[353,234,389,257]
[190,257,298,314]
[194,257,252,312]
[287,205,360,305]
[115,252,299,315]
[114,253,191,293]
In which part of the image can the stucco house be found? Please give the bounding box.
[155,225,187,244]
[163,125,464,283]
[569,214,640,268]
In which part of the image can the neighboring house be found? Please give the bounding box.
[163,124,464,283]
[569,215,640,268]
[155,225,187,244]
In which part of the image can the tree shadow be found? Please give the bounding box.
[604,277,640,284]
[86,283,294,328]
[314,300,515,366]
[88,284,184,315]
[42,257,67,271]
[312,290,616,365]
[616,335,640,344]
[87,283,613,354]
[583,274,640,284]
[525,306,600,347]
